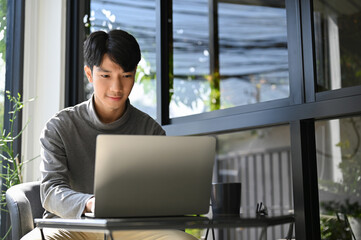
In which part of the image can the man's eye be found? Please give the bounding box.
[101,75,110,78]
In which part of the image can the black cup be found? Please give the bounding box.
[211,182,241,216]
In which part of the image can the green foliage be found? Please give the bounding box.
[339,156,361,197]
[0,0,6,62]
[320,215,353,240]
[1,92,24,190]
[0,96,4,132]
[207,72,220,111]
[135,58,157,101]
[0,92,35,239]
[335,118,361,198]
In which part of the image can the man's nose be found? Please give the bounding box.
[110,78,122,91]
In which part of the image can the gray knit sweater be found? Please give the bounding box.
[40,96,165,219]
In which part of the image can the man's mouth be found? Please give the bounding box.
[108,95,122,100]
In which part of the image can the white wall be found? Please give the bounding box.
[22,0,66,182]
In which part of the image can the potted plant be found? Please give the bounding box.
[0,92,35,239]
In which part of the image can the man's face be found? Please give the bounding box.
[84,54,136,122]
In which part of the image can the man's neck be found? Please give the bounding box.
[93,99,127,124]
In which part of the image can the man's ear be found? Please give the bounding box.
[84,65,93,83]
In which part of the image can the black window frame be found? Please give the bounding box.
[67,0,361,239]
[1,0,25,237]
[65,0,90,107]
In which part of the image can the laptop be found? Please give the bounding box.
[88,134,216,218]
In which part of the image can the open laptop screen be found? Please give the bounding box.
[92,135,216,218]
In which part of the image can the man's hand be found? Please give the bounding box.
[84,197,95,213]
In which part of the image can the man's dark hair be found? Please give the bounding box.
[83,29,141,72]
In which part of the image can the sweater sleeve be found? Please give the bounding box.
[39,119,93,219]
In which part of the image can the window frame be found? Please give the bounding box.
[1,0,25,237]
[163,0,305,134]
[65,0,89,107]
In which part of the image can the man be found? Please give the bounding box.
[22,30,198,240]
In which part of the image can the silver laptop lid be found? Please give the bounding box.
[93,135,216,218]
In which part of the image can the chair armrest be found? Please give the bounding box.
[5,181,43,239]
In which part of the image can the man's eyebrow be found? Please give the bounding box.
[95,66,111,72]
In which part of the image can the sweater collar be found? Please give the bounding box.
[87,95,132,130]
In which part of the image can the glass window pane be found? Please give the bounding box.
[88,0,157,119]
[171,0,210,118]
[313,1,361,91]
[218,2,289,106]
[171,0,289,118]
[214,125,293,239]
[0,0,6,130]
[316,117,361,239]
